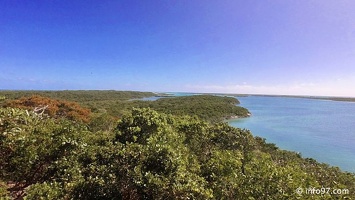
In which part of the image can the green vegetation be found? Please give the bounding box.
[0,91,250,122]
[0,90,155,103]
[0,91,354,199]
[131,95,250,122]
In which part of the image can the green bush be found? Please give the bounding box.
[1,107,354,199]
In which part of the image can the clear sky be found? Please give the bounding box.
[1,0,355,97]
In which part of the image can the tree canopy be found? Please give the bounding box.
[132,95,250,122]
[1,106,354,199]
[4,95,92,123]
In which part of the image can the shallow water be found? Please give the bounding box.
[229,96,355,172]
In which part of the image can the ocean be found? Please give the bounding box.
[228,96,355,172]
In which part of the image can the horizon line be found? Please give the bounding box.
[1,89,355,99]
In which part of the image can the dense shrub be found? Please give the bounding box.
[1,107,354,199]
[4,95,91,123]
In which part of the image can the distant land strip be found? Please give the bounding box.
[246,94,355,102]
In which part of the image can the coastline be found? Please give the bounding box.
[244,94,355,103]
[226,112,251,120]
[228,95,355,173]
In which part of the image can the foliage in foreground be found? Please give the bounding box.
[0,107,354,199]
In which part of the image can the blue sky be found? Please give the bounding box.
[1,0,355,96]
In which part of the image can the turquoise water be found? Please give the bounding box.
[139,96,163,101]
[137,93,197,101]
[229,96,355,172]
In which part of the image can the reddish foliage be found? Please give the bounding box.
[5,95,91,123]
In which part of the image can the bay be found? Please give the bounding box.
[228,96,355,172]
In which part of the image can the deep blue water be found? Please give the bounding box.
[229,96,355,172]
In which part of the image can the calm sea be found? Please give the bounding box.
[229,96,355,172]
